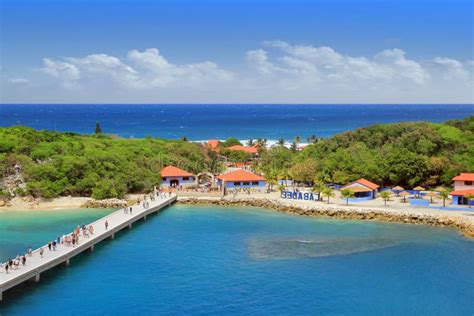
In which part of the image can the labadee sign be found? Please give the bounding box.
[281,190,318,201]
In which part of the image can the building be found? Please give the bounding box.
[206,139,220,152]
[227,145,259,157]
[217,170,266,191]
[450,173,474,205]
[341,178,380,200]
[160,166,195,188]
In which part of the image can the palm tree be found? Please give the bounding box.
[277,138,285,147]
[312,180,326,201]
[322,187,335,204]
[294,136,301,145]
[247,139,254,146]
[267,179,278,192]
[307,134,318,144]
[340,188,355,206]
[438,189,450,207]
[379,190,392,206]
[290,141,298,153]
[465,194,474,208]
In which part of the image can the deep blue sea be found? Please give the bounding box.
[1,205,473,315]
[1,104,473,140]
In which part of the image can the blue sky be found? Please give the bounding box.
[1,0,473,103]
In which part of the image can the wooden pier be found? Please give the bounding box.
[0,195,177,301]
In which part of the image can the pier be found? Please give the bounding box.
[0,195,177,301]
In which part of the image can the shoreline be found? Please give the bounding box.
[1,194,473,239]
[177,196,474,239]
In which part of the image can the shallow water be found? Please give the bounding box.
[1,205,473,315]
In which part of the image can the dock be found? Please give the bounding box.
[0,194,177,301]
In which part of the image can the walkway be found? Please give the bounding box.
[0,194,177,301]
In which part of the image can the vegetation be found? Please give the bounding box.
[379,190,392,206]
[340,188,355,205]
[0,126,217,199]
[257,116,474,188]
[1,115,472,201]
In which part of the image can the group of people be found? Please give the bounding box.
[2,190,174,275]
[2,224,95,274]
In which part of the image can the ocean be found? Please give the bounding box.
[1,104,473,140]
[1,205,473,315]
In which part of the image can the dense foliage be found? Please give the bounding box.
[256,116,474,188]
[1,116,472,199]
[0,127,213,199]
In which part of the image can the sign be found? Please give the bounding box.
[281,190,318,201]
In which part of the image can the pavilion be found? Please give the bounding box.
[217,170,266,191]
[341,178,380,200]
[160,166,195,188]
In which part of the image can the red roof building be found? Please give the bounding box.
[207,139,220,152]
[451,173,474,206]
[161,166,193,177]
[217,169,265,182]
[227,145,259,154]
[341,178,380,199]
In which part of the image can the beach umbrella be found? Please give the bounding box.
[434,186,446,192]
[424,191,438,203]
[399,191,411,203]
[392,185,404,196]
[413,186,425,198]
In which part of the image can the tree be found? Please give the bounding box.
[95,121,102,134]
[321,187,335,204]
[312,180,326,201]
[307,134,318,144]
[222,138,242,147]
[465,194,474,208]
[247,139,255,146]
[438,189,450,207]
[340,188,355,205]
[277,139,285,147]
[379,190,392,206]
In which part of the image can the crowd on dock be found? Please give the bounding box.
[1,190,172,275]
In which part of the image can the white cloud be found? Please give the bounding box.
[7,78,29,84]
[3,42,472,103]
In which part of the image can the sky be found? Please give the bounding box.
[1,0,473,103]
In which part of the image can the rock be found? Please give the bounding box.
[82,198,127,208]
[0,200,5,207]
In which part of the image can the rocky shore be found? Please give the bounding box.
[178,196,474,239]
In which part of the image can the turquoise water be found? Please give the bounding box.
[0,208,114,261]
[1,205,474,315]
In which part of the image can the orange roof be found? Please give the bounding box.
[217,170,265,182]
[207,139,220,151]
[450,189,474,196]
[227,145,258,154]
[343,178,379,190]
[452,173,474,181]
[161,166,193,177]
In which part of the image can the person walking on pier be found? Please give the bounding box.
[21,255,26,266]
[28,246,32,257]
[40,247,44,258]
[105,220,109,230]
[89,225,94,235]
[48,241,52,251]
[4,261,9,274]
[130,206,133,214]
[52,241,57,251]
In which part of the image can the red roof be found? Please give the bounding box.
[207,139,220,151]
[343,178,380,190]
[450,189,474,196]
[227,145,258,154]
[217,170,265,182]
[452,173,474,181]
[161,166,193,177]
